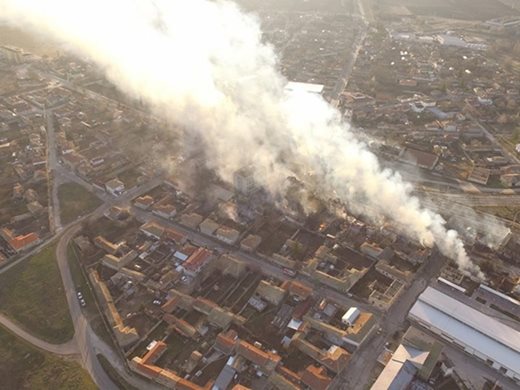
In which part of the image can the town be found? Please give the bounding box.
[0,0,520,390]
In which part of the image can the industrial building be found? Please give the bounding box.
[408,287,520,383]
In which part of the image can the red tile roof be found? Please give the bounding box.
[287,281,313,299]
[164,227,186,245]
[183,247,213,272]
[215,330,238,354]
[237,340,281,369]
[161,296,180,313]
[277,366,301,384]
[142,341,167,365]
[9,232,40,251]
[292,297,314,320]
[134,360,162,378]
[300,365,331,390]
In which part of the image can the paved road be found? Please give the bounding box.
[330,0,367,101]
[336,253,447,389]
[0,313,78,355]
[56,224,117,390]
[132,206,379,315]
[45,108,62,232]
[467,113,520,165]
[56,218,164,390]
[0,176,164,389]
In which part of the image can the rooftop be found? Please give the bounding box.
[409,287,520,375]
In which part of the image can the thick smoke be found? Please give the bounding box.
[0,0,484,278]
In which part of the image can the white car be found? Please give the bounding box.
[79,299,86,307]
[77,291,83,299]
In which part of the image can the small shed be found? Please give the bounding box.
[341,307,360,326]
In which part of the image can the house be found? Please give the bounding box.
[341,307,360,327]
[179,213,203,229]
[134,195,154,210]
[399,148,439,170]
[89,270,139,347]
[236,340,281,373]
[240,234,262,252]
[283,280,313,300]
[215,226,240,245]
[104,206,130,222]
[130,345,207,390]
[152,204,176,219]
[141,341,167,365]
[139,221,165,240]
[181,247,214,276]
[0,228,41,253]
[105,178,125,196]
[215,329,238,354]
[102,250,138,271]
[94,235,124,255]
[360,242,383,259]
[163,227,187,246]
[255,280,287,305]
[199,218,219,236]
[371,327,442,390]
[301,365,332,390]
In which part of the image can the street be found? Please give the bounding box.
[336,253,446,389]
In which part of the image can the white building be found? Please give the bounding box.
[408,287,520,383]
[105,178,125,196]
[371,344,430,390]
[435,34,487,51]
[341,307,360,326]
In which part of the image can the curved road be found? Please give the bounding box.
[0,313,78,355]
[56,221,163,389]
[0,178,165,389]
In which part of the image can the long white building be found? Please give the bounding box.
[408,287,520,383]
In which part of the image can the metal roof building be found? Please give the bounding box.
[409,287,520,383]
[371,344,430,390]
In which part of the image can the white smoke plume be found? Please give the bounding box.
[0,0,483,278]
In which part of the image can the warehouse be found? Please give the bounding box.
[408,287,520,382]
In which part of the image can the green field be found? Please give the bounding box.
[0,324,96,390]
[58,183,102,225]
[0,242,74,344]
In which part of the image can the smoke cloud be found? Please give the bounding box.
[0,0,484,278]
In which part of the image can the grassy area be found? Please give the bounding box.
[58,183,102,225]
[83,216,141,244]
[0,242,74,344]
[0,324,96,390]
[97,354,138,390]
[486,176,506,189]
[118,167,142,189]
